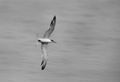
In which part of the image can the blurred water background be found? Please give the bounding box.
[0,0,120,82]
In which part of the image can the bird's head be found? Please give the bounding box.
[38,39,41,43]
[51,40,56,43]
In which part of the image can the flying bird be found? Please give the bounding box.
[38,16,56,70]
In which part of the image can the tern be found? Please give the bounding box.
[38,16,56,70]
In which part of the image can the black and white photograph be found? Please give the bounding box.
[0,0,120,82]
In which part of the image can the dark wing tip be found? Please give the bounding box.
[50,16,56,26]
[41,65,45,70]
[41,59,47,70]
[41,63,47,70]
[53,16,56,20]
[43,16,56,38]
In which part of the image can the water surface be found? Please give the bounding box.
[0,0,120,82]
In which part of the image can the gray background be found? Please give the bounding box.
[0,0,120,82]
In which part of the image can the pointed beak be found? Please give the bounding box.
[52,40,56,43]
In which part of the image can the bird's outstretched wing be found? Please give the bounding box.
[41,43,48,70]
[43,16,56,38]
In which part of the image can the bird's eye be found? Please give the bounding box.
[38,40,41,42]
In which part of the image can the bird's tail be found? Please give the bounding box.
[41,55,47,70]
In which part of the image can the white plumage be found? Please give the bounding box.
[38,38,52,43]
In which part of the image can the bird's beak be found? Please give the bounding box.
[52,40,56,43]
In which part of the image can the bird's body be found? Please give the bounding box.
[38,38,52,43]
[37,16,56,70]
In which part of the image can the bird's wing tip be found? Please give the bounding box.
[53,16,56,20]
[41,60,47,70]
[41,66,45,70]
